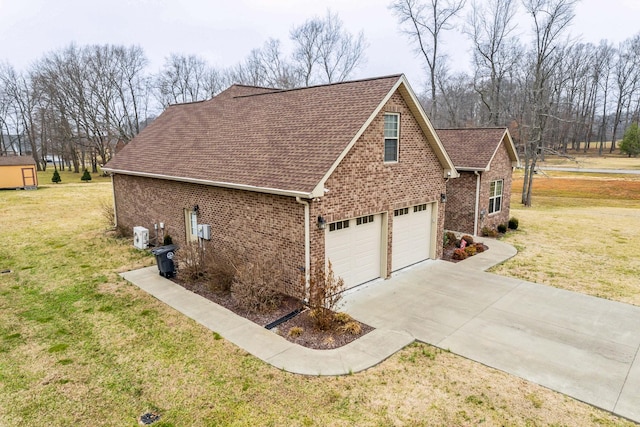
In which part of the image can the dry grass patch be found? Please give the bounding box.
[1,179,636,426]
[497,175,640,305]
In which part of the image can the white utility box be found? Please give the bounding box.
[133,226,149,249]
[197,224,211,240]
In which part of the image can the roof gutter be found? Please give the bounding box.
[101,167,314,199]
[295,197,311,303]
[474,171,481,236]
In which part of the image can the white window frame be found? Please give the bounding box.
[185,209,198,242]
[383,113,399,163]
[489,180,503,214]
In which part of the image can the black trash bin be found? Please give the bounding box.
[151,244,178,278]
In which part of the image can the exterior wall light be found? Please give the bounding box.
[440,193,447,203]
[193,205,199,214]
[317,216,327,230]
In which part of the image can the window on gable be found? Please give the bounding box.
[384,113,399,162]
[489,180,503,214]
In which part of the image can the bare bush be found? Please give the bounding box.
[231,255,283,314]
[98,198,115,228]
[175,242,206,282]
[308,260,344,331]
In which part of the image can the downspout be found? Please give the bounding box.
[296,197,311,302]
[111,174,118,229]
[473,171,481,236]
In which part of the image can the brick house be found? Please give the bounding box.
[103,75,457,298]
[436,128,520,236]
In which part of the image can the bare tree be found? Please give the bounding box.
[609,35,640,153]
[0,63,42,168]
[467,0,521,125]
[290,11,366,86]
[391,0,466,119]
[155,53,219,106]
[520,0,577,207]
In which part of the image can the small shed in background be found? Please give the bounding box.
[0,156,38,190]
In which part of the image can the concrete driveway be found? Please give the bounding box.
[123,238,640,423]
[341,250,640,422]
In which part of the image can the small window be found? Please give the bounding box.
[356,215,374,225]
[489,180,503,214]
[384,113,399,162]
[329,220,350,231]
[414,204,427,212]
[394,207,409,217]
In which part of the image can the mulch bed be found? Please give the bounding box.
[171,278,373,350]
[441,242,489,262]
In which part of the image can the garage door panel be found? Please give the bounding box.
[392,204,432,271]
[325,215,381,290]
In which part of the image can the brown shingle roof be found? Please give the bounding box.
[436,128,517,170]
[104,75,405,196]
[0,156,36,166]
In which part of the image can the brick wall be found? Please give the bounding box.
[113,175,306,298]
[479,142,513,232]
[444,172,477,235]
[309,91,446,276]
[444,139,514,235]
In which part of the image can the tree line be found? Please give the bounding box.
[392,0,640,204]
[0,11,364,173]
[1,1,639,206]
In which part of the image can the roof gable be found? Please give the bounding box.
[104,75,456,198]
[436,128,520,171]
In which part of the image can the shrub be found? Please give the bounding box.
[339,321,362,335]
[497,223,508,233]
[443,233,449,248]
[508,217,519,230]
[333,312,354,325]
[51,169,61,183]
[452,248,468,260]
[307,261,344,331]
[288,326,304,338]
[231,256,283,314]
[461,235,474,245]
[464,245,477,256]
[98,198,114,228]
[473,243,486,253]
[445,231,457,246]
[175,242,207,282]
[481,226,498,237]
[81,169,92,182]
[163,235,173,245]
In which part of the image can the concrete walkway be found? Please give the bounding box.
[121,239,640,423]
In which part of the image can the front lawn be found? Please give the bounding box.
[0,180,633,426]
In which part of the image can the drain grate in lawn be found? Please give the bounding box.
[139,412,161,425]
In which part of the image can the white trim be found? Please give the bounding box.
[101,168,314,199]
[489,179,504,214]
[295,197,311,302]
[383,112,400,163]
[474,171,481,236]
[110,175,118,229]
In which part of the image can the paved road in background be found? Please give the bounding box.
[537,166,640,175]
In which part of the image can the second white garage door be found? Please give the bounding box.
[325,214,382,290]
[392,203,433,271]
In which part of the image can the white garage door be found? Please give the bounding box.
[392,203,432,271]
[325,214,382,290]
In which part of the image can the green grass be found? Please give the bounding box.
[0,180,635,426]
